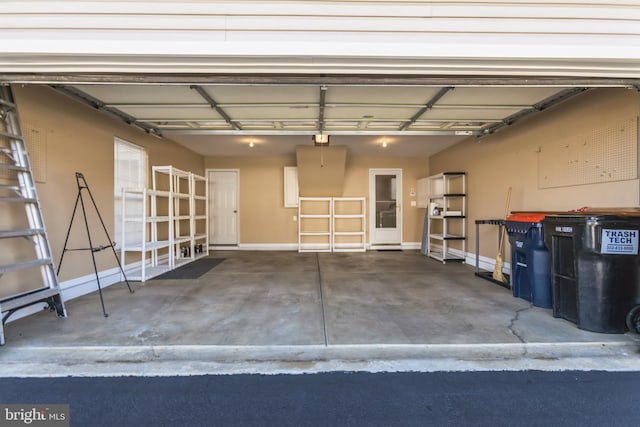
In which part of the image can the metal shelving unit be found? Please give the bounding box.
[427,172,467,263]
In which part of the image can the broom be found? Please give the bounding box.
[493,187,512,283]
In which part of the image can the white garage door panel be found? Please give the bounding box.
[117,106,224,121]
[439,87,568,107]
[78,85,203,104]
[1,1,639,77]
[211,86,318,104]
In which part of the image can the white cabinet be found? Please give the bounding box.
[284,166,299,208]
[427,172,466,263]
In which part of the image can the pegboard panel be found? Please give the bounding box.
[23,122,47,183]
[538,118,638,189]
[0,122,47,183]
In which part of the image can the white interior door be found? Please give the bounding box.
[208,170,239,245]
[369,169,402,248]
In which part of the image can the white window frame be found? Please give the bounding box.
[114,137,147,250]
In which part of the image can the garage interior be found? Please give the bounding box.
[1,1,640,371]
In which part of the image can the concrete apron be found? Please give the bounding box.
[1,251,639,376]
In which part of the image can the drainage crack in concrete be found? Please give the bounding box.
[508,305,533,346]
[316,253,329,347]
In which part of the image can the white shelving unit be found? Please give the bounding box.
[298,197,332,252]
[427,172,466,263]
[332,197,366,252]
[152,166,209,269]
[298,197,366,253]
[190,172,209,262]
[121,187,173,281]
[153,166,191,269]
[121,166,209,281]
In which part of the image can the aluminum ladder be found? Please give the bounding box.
[0,84,66,345]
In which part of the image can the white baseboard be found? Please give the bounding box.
[238,243,298,251]
[402,242,421,250]
[5,258,156,324]
[469,252,511,273]
[451,248,510,273]
[423,245,510,273]
[5,265,127,323]
[238,242,421,251]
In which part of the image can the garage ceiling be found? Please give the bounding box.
[53,83,586,156]
[4,1,639,156]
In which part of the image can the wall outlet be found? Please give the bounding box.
[293,215,297,222]
[410,200,417,207]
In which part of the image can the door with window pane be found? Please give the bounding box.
[369,169,402,247]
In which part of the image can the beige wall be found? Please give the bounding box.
[429,88,640,259]
[13,85,204,281]
[205,156,298,244]
[205,155,429,245]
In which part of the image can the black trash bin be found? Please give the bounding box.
[542,214,640,333]
[505,213,552,308]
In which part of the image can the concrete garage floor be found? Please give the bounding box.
[2,250,639,375]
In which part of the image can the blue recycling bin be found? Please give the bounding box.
[505,213,552,309]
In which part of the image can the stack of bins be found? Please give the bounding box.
[505,213,552,308]
[542,214,640,333]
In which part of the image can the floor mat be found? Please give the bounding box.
[152,258,225,280]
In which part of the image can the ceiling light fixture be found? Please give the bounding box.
[382,141,388,148]
[313,134,330,145]
[249,141,255,148]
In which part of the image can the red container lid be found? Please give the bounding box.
[506,212,547,223]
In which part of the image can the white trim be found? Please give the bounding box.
[206,168,240,246]
[401,242,421,250]
[238,243,298,251]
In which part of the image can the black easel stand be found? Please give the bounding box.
[58,172,134,317]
